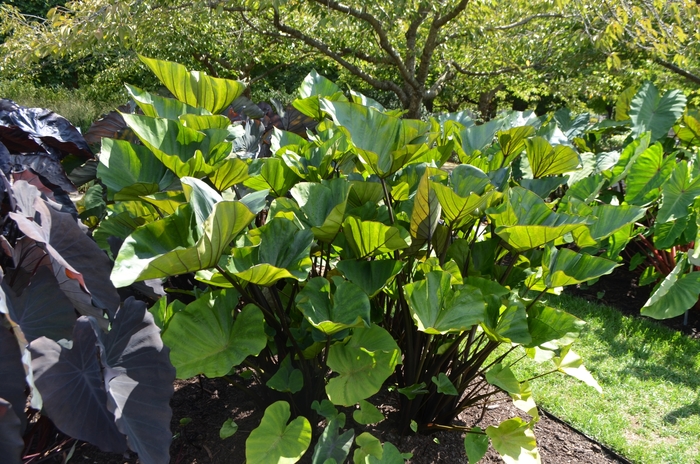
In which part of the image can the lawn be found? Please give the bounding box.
[511,294,700,464]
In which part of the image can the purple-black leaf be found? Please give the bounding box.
[0,325,27,432]
[0,398,23,464]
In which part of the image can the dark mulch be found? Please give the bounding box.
[72,376,627,464]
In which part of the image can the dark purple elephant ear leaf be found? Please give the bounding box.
[4,266,76,343]
[0,398,23,464]
[0,101,93,160]
[93,297,175,464]
[28,318,127,453]
[0,325,28,433]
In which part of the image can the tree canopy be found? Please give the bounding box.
[0,0,698,115]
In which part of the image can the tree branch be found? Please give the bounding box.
[309,0,420,91]
[425,67,455,99]
[655,58,700,85]
[450,60,541,77]
[416,0,470,86]
[405,3,431,75]
[271,11,408,105]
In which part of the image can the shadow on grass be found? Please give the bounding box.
[546,295,700,391]
[663,394,700,425]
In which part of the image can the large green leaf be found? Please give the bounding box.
[432,183,495,229]
[524,137,579,178]
[487,187,591,252]
[326,325,401,406]
[125,84,211,120]
[209,157,249,192]
[526,304,585,347]
[641,259,700,319]
[657,161,700,224]
[342,216,409,258]
[111,200,255,287]
[485,363,521,394]
[266,355,304,394]
[97,138,174,199]
[464,428,489,464]
[227,217,313,285]
[542,247,618,288]
[162,292,266,378]
[624,143,675,205]
[459,119,501,157]
[571,203,646,247]
[293,70,346,119]
[482,296,531,344]
[675,114,700,145]
[609,132,651,184]
[320,99,430,177]
[139,55,245,114]
[246,401,311,464]
[291,179,350,242]
[244,158,301,197]
[404,271,486,334]
[295,277,371,335]
[121,113,229,178]
[335,259,403,297]
[410,170,441,241]
[629,82,686,142]
[486,418,540,464]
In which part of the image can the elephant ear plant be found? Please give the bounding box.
[0,99,175,464]
[98,57,644,463]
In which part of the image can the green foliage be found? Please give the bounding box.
[91,60,680,463]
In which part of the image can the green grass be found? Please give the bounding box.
[0,79,124,132]
[511,294,700,464]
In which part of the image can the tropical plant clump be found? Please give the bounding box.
[78,55,664,464]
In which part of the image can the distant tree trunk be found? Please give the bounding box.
[478,84,504,120]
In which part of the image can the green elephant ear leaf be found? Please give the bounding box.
[293,70,346,119]
[266,355,304,394]
[343,216,409,258]
[464,428,489,464]
[326,325,401,406]
[403,271,486,334]
[111,200,255,287]
[227,218,313,286]
[352,400,385,425]
[487,187,591,252]
[209,157,249,192]
[335,259,403,297]
[246,401,311,464]
[431,373,458,396]
[245,158,301,197]
[121,112,226,178]
[486,418,540,464]
[641,258,700,319]
[485,364,521,394]
[291,179,351,242]
[624,143,675,205]
[125,84,211,120]
[162,295,266,379]
[542,247,618,288]
[657,161,700,224]
[629,81,686,142]
[311,417,354,464]
[97,138,175,200]
[432,182,496,229]
[526,305,585,347]
[410,169,441,241]
[139,55,245,114]
[296,277,371,335]
[525,136,579,178]
[552,346,602,393]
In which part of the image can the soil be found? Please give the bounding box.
[71,376,626,464]
[38,264,696,464]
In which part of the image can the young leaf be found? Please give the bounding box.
[266,355,304,394]
[486,418,540,464]
[431,373,458,396]
[397,383,429,400]
[352,400,385,425]
[353,432,383,463]
[245,401,311,464]
[219,419,238,440]
[552,347,602,393]
[485,364,521,395]
[464,428,489,464]
[312,418,354,464]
